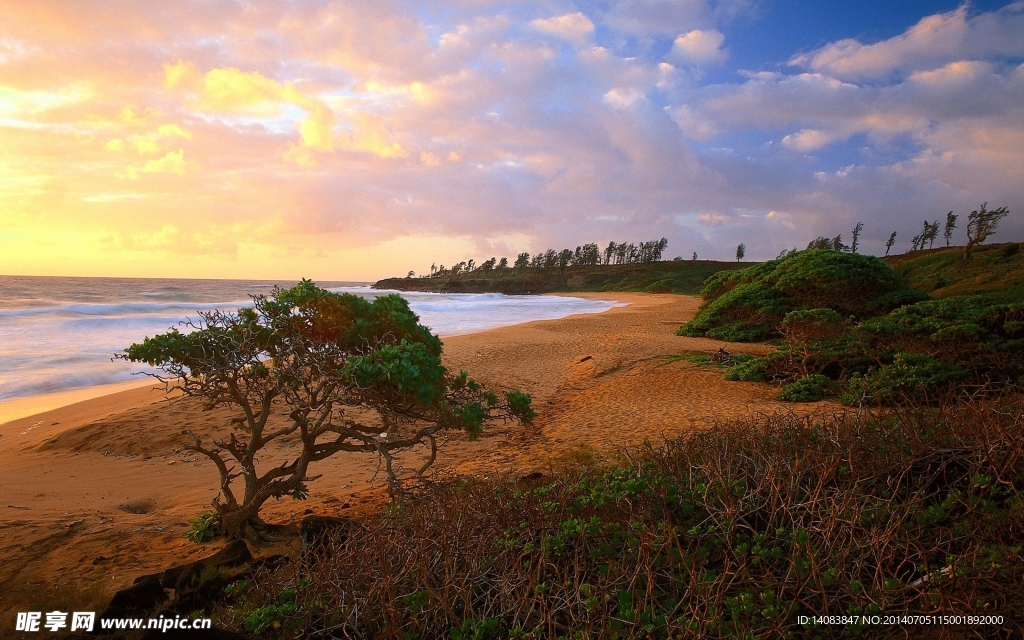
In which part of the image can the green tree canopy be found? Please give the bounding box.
[123,280,534,541]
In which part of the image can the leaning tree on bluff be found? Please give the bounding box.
[123,280,534,541]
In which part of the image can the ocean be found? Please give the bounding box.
[0,276,625,402]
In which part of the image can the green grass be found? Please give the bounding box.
[379,242,1024,301]
[660,353,754,369]
[375,260,752,296]
[885,242,1024,303]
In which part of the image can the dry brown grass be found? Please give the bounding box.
[214,396,1024,639]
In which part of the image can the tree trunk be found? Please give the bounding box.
[219,502,268,542]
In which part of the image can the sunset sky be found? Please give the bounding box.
[1,0,1022,281]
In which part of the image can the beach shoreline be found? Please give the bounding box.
[0,291,823,620]
[0,291,633,429]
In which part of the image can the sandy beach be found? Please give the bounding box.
[0,292,828,620]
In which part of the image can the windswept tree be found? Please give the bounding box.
[122,281,534,541]
[964,202,1010,259]
[655,237,669,261]
[851,222,864,253]
[542,249,557,270]
[427,237,668,275]
[943,212,957,247]
[557,248,572,273]
[604,242,616,265]
[919,220,940,250]
[807,237,832,251]
[736,243,746,262]
[885,231,897,256]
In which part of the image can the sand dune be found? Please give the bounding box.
[0,292,828,621]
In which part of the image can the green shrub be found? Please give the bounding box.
[857,353,970,404]
[679,282,789,341]
[709,278,1023,403]
[450,618,502,640]
[770,250,909,315]
[185,511,220,544]
[777,375,831,402]
[865,288,930,314]
[643,279,675,293]
[243,597,297,635]
[725,359,768,382]
[681,250,919,342]
[705,321,772,342]
[858,296,1024,384]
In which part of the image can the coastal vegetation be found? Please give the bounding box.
[94,217,1022,637]
[680,238,1024,404]
[419,238,670,279]
[208,397,1024,638]
[376,238,721,295]
[677,249,924,343]
[887,241,1024,302]
[376,255,752,296]
[122,280,534,541]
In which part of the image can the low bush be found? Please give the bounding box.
[214,397,1024,638]
[712,291,1023,404]
[724,358,768,382]
[776,374,831,402]
[678,282,788,342]
[185,511,221,544]
[856,353,970,405]
[643,279,675,294]
[679,250,919,342]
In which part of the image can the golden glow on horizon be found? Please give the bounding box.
[0,223,481,281]
[1,48,445,279]
[2,2,1022,279]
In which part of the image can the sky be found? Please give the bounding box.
[1,0,1022,281]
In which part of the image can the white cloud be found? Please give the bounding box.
[668,104,715,140]
[529,12,594,47]
[698,212,731,226]
[2,0,1023,270]
[791,2,1024,81]
[908,59,993,86]
[780,129,843,153]
[603,87,646,109]
[670,29,727,65]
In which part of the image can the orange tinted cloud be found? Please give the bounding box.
[0,0,1022,280]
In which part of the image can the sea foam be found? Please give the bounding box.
[0,277,623,402]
